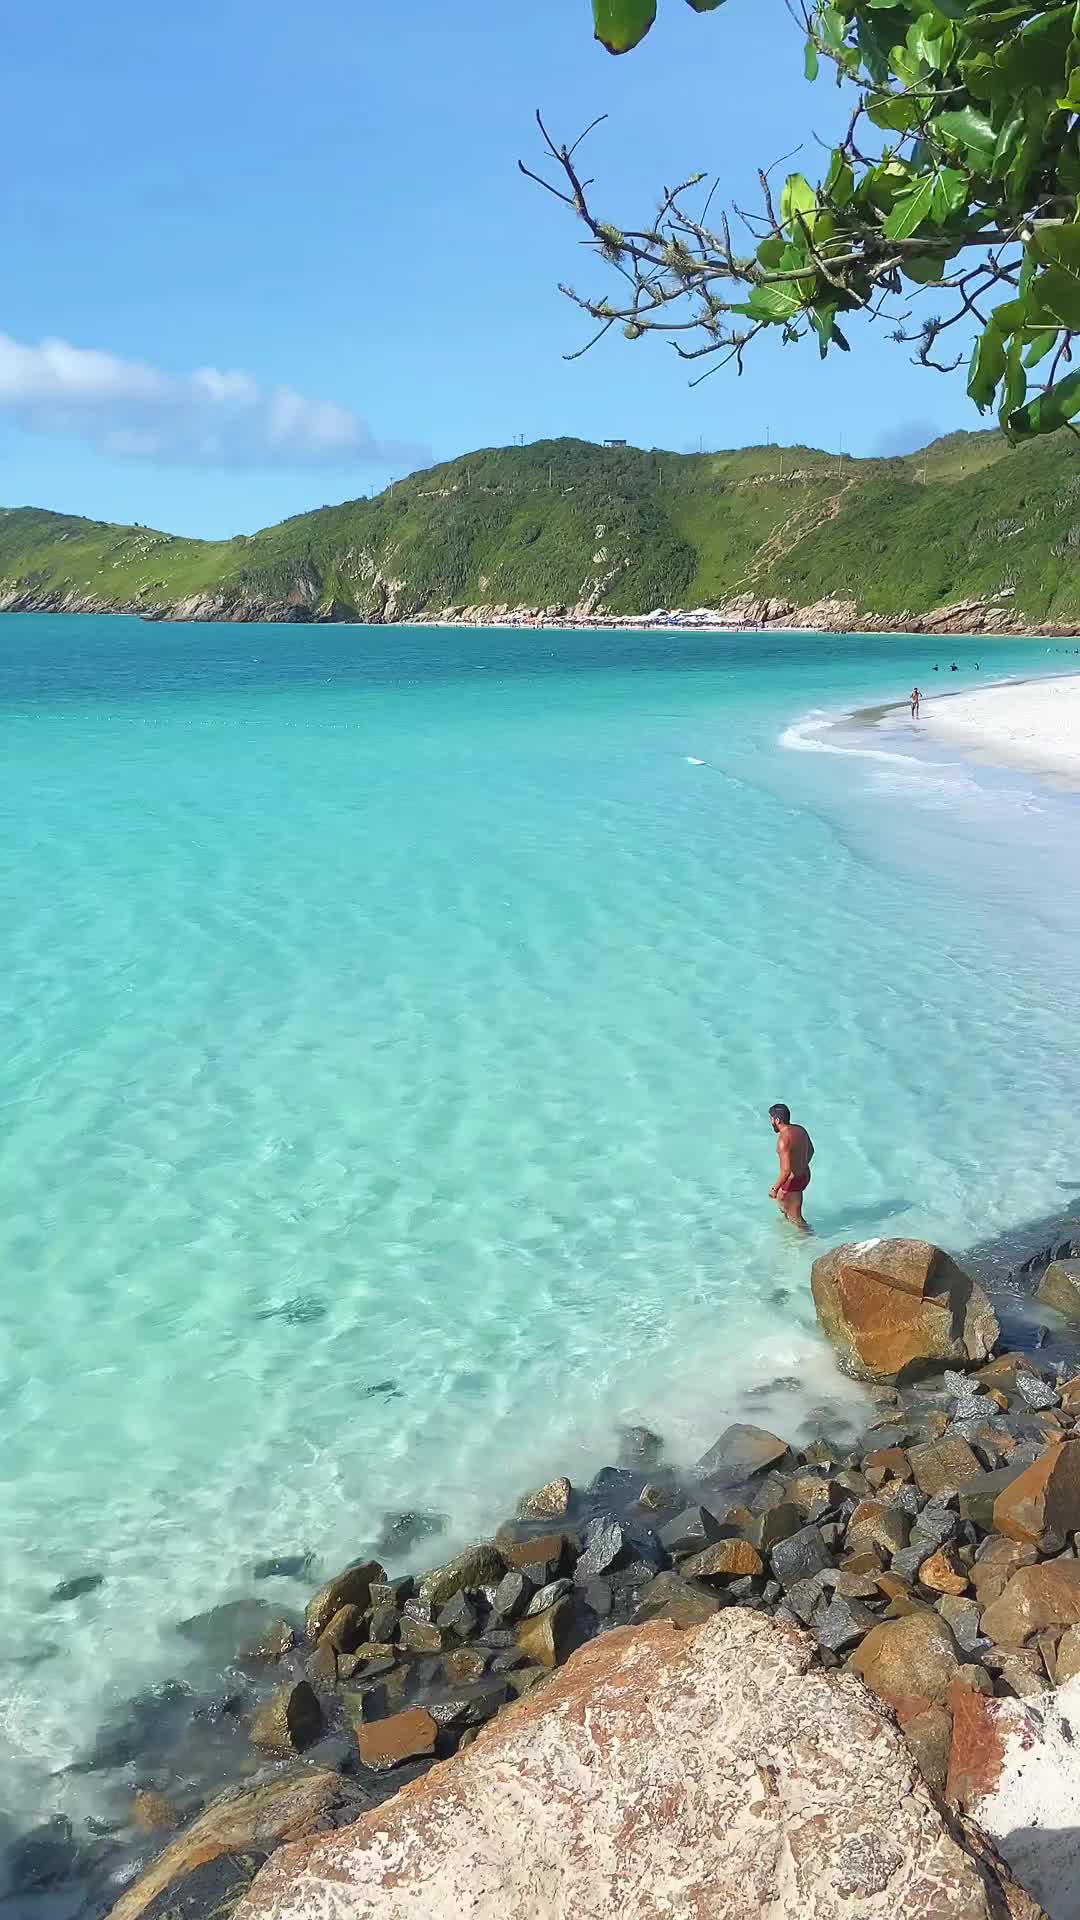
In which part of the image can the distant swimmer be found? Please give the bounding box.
[910,685,922,719]
[768,1102,815,1233]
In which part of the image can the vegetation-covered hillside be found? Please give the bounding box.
[1,429,1078,626]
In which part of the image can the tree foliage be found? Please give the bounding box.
[521,0,1080,438]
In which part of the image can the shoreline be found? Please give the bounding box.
[847,671,1080,786]
[10,1208,1080,1918]
[7,594,1080,643]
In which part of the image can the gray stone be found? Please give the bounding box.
[436,1591,478,1640]
[891,1546,931,1583]
[491,1570,533,1624]
[1014,1372,1060,1412]
[376,1510,448,1556]
[659,1506,723,1557]
[368,1576,414,1610]
[427,1680,511,1729]
[752,1503,804,1554]
[910,1504,959,1553]
[769,1526,832,1591]
[815,1594,877,1655]
[50,1573,105,1604]
[583,1577,614,1619]
[368,1603,399,1645]
[696,1424,790,1481]
[631,1572,722,1629]
[588,1467,642,1504]
[525,1579,574,1617]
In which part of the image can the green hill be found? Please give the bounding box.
[2,429,1078,628]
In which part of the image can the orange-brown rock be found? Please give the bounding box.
[305,1561,385,1642]
[235,1610,1037,1920]
[110,1770,353,1920]
[355,1707,437,1772]
[947,1683,1007,1812]
[500,1531,573,1573]
[846,1500,910,1557]
[849,1611,960,1708]
[908,1435,983,1498]
[981,1560,1080,1648]
[811,1239,998,1384]
[131,1789,180,1833]
[679,1538,765,1581]
[516,1475,572,1521]
[919,1547,970,1596]
[317,1603,366,1654]
[992,1440,1080,1550]
[865,1447,912,1488]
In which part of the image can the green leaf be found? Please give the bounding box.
[592,0,657,54]
[748,281,812,322]
[781,172,818,229]
[882,171,937,239]
[1025,328,1062,369]
[757,232,787,269]
[820,6,846,49]
[932,105,997,170]
[1008,361,1080,436]
[805,36,820,78]
[930,166,969,219]
[824,149,855,205]
[968,321,1008,410]
[1036,263,1080,328]
[904,252,951,283]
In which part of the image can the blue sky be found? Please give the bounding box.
[2,0,975,538]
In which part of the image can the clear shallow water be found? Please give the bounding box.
[2,614,1080,1831]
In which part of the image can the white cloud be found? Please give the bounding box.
[0,333,425,470]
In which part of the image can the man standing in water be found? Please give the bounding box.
[768,1103,814,1232]
[911,685,922,718]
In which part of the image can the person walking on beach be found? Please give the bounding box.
[768,1103,814,1232]
[910,685,921,719]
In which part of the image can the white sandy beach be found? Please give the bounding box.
[917,671,1080,781]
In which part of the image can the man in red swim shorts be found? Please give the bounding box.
[768,1102,815,1233]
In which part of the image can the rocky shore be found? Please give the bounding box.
[5,577,1080,639]
[8,1231,1080,1920]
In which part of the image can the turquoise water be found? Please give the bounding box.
[2,614,1080,1827]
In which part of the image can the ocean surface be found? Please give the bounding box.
[2,613,1080,1845]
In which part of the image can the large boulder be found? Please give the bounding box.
[811,1240,998,1385]
[849,1612,961,1712]
[108,1771,362,1920]
[235,1611,1035,1920]
[947,1676,1080,1920]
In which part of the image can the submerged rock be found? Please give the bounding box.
[109,1770,360,1920]
[811,1239,998,1384]
[49,1572,104,1604]
[696,1424,790,1480]
[234,1610,1034,1920]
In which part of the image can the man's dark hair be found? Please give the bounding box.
[769,1103,791,1125]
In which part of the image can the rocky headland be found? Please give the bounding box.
[8,1231,1080,1920]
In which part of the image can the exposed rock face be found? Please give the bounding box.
[250,1681,323,1757]
[811,1239,999,1384]
[109,1771,360,1920]
[516,1476,572,1520]
[236,1610,1032,1920]
[947,1676,1080,1920]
